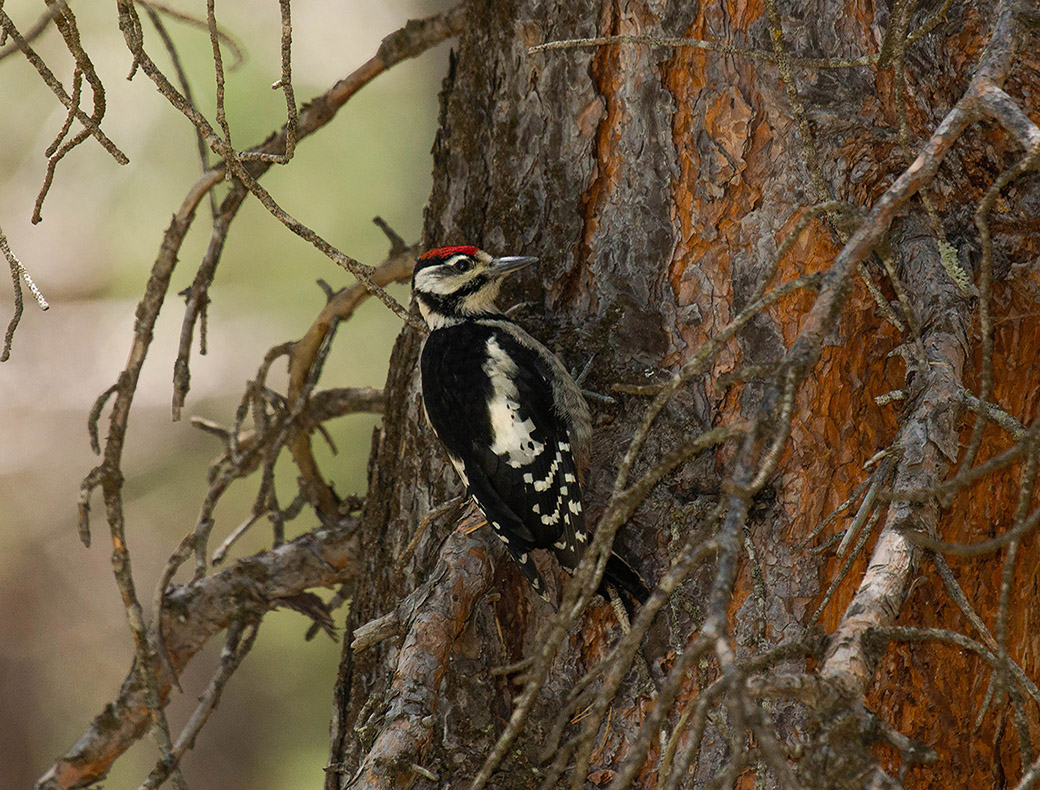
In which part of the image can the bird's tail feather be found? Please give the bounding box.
[602,552,651,605]
[503,544,551,602]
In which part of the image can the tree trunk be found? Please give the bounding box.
[331,1,1040,788]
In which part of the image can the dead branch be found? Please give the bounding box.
[31,0,111,222]
[135,0,243,67]
[343,506,495,789]
[287,227,418,516]
[35,522,361,790]
[114,0,463,375]
[820,239,968,700]
[817,0,1028,701]
[352,506,491,656]
[529,33,877,68]
[561,531,722,789]
[170,6,463,415]
[528,0,958,67]
[68,10,462,784]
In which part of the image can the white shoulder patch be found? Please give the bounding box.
[484,336,545,467]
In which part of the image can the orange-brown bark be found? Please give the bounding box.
[337,0,1040,787]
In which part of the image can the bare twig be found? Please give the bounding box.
[169,6,464,415]
[286,231,418,515]
[0,7,127,164]
[1,227,49,362]
[960,140,1040,471]
[141,619,261,790]
[31,1,111,222]
[142,3,215,211]
[0,0,66,62]
[135,0,244,68]
[529,33,877,68]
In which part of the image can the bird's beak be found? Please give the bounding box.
[490,256,539,278]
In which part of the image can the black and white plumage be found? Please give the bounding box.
[412,245,648,604]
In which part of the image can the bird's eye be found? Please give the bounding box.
[452,257,473,272]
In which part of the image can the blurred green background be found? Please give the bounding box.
[0,2,452,787]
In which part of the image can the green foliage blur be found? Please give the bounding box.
[0,2,451,788]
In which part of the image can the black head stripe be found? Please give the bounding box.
[412,253,481,293]
[415,289,450,316]
[412,255,442,287]
[455,272,489,296]
[414,272,491,313]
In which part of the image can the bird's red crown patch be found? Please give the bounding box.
[420,245,480,261]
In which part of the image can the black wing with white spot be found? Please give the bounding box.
[421,320,648,604]
[421,324,585,581]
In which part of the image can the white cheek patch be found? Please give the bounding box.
[414,266,474,295]
[484,337,546,467]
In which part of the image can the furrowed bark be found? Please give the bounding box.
[335,1,1040,788]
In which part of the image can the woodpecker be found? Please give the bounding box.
[412,245,649,604]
